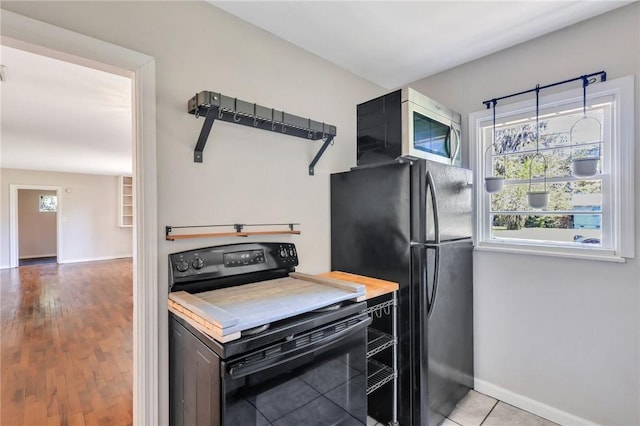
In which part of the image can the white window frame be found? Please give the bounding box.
[470,75,634,262]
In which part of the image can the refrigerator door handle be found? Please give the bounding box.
[426,170,440,244]
[427,246,440,319]
[450,124,461,165]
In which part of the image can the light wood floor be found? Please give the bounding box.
[1,259,133,426]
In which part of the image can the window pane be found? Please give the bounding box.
[490,179,602,245]
[39,195,58,212]
[491,144,602,180]
[486,106,606,180]
[491,213,601,245]
[493,108,604,154]
[491,180,601,213]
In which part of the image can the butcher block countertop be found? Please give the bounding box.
[318,271,399,300]
[168,272,367,343]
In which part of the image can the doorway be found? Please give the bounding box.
[1,10,158,425]
[9,184,62,268]
[17,187,60,266]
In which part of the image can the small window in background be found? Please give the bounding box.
[39,195,58,212]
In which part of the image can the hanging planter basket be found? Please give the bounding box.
[485,176,504,193]
[484,100,505,194]
[569,76,603,178]
[527,153,549,209]
[569,116,602,177]
[484,145,505,193]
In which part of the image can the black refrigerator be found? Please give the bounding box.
[330,159,474,426]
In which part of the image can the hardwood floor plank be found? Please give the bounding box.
[1,259,133,426]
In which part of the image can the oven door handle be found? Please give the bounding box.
[228,315,371,380]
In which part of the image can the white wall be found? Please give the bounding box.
[18,189,57,258]
[1,169,133,265]
[0,2,384,423]
[409,4,640,426]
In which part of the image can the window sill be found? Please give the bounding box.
[474,243,626,263]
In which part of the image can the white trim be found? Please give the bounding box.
[474,244,625,263]
[0,265,11,270]
[19,254,57,259]
[9,184,63,268]
[469,75,634,260]
[475,379,601,426]
[1,11,158,426]
[59,255,133,264]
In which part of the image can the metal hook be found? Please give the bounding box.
[218,108,224,120]
[535,85,541,154]
[581,75,589,117]
[233,112,241,123]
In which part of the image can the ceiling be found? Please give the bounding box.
[212,1,633,89]
[0,1,632,176]
[0,44,132,176]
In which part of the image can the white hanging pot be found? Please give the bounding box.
[527,153,549,209]
[527,191,550,209]
[485,176,505,193]
[572,157,599,177]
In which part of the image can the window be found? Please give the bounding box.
[470,76,634,261]
[39,194,58,212]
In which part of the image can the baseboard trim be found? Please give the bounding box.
[475,379,600,426]
[59,255,133,264]
[19,254,57,260]
[0,264,10,269]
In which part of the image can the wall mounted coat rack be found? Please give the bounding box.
[187,91,337,175]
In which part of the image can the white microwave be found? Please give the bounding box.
[356,88,462,167]
[401,88,462,167]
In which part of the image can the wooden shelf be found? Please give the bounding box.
[165,223,300,241]
[119,176,133,228]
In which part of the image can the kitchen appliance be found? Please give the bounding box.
[357,88,462,167]
[168,242,371,425]
[331,159,474,426]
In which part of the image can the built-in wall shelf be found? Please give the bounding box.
[187,91,337,175]
[119,176,133,228]
[165,223,300,241]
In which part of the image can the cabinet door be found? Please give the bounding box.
[357,90,402,165]
[170,318,221,426]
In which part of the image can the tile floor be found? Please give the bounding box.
[367,389,558,426]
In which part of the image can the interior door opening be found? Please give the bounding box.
[3,40,138,423]
[17,187,60,266]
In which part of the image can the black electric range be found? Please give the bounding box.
[168,242,370,426]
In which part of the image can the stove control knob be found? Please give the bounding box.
[280,249,288,258]
[192,258,204,270]
[175,260,190,273]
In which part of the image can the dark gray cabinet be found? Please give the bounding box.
[170,317,221,426]
[357,90,402,166]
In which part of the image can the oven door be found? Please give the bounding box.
[221,313,371,426]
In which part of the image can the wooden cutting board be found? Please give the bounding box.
[168,272,365,343]
[318,271,399,300]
